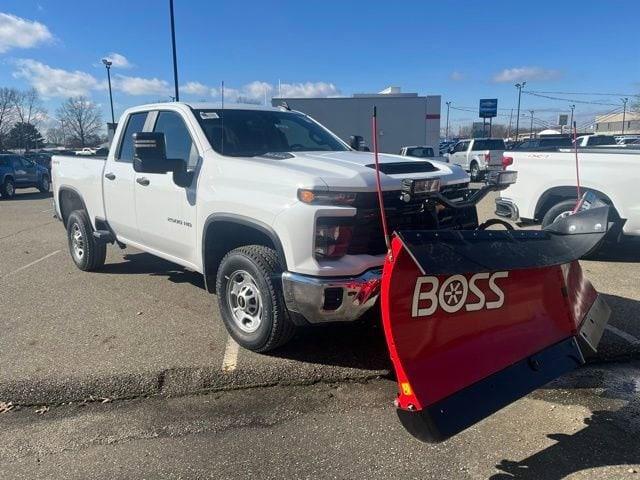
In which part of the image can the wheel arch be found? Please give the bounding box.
[534,186,615,221]
[58,186,89,227]
[202,213,287,293]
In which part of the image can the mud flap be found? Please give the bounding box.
[382,207,611,442]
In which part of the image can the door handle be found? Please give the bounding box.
[136,177,150,186]
[105,172,116,180]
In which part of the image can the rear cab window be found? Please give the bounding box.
[117,112,149,163]
[473,139,505,151]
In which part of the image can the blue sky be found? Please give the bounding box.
[1,0,639,132]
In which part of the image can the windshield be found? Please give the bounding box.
[194,109,348,157]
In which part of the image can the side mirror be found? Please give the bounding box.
[448,147,455,154]
[349,135,364,151]
[133,132,171,173]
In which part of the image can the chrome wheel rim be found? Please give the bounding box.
[42,178,49,190]
[226,270,263,333]
[6,182,14,196]
[71,223,85,261]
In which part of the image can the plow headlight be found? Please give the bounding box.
[400,178,441,202]
[487,170,518,186]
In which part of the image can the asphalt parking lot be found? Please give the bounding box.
[1,188,639,406]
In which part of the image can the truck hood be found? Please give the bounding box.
[256,150,469,191]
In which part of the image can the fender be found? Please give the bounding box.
[57,186,90,226]
[201,213,287,293]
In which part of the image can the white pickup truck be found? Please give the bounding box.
[496,147,640,238]
[445,138,506,181]
[53,102,517,352]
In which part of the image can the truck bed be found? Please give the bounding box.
[51,154,107,225]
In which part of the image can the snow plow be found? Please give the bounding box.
[379,188,611,442]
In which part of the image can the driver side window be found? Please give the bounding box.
[153,111,199,169]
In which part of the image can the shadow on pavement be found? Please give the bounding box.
[492,367,640,479]
[100,252,206,289]
[5,191,52,201]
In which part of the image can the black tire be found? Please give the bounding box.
[216,245,295,352]
[541,200,578,228]
[470,161,481,182]
[1,177,15,199]
[66,210,107,271]
[38,175,50,193]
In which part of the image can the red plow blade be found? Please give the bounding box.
[381,208,611,442]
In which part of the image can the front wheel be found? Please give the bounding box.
[215,245,295,352]
[66,210,107,271]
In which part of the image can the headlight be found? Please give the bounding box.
[298,189,357,206]
[315,218,353,259]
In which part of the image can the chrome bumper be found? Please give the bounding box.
[281,269,382,324]
[495,197,519,220]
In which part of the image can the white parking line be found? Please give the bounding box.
[1,250,61,279]
[605,324,640,346]
[221,336,240,373]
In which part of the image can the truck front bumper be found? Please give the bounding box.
[281,269,381,324]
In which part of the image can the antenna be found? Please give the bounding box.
[571,120,581,212]
[371,106,391,253]
[221,80,225,155]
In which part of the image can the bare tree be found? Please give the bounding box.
[0,87,19,150]
[46,123,67,146]
[56,96,103,147]
[14,88,46,127]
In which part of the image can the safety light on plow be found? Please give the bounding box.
[400,178,441,202]
[487,170,518,186]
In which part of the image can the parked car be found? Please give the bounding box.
[573,135,618,147]
[0,153,51,198]
[445,138,505,181]
[24,152,53,174]
[75,147,96,155]
[399,145,448,162]
[510,136,573,151]
[51,102,495,353]
[616,136,640,145]
[496,147,639,241]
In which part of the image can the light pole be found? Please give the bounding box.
[529,110,534,139]
[621,98,628,136]
[102,58,115,124]
[514,81,526,140]
[169,0,180,101]
[445,101,451,140]
[569,104,575,132]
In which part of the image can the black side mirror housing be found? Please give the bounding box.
[349,135,364,151]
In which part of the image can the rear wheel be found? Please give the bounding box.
[66,210,107,271]
[541,200,578,228]
[38,175,50,193]
[216,245,295,352]
[469,161,481,182]
[1,177,15,199]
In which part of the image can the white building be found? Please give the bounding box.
[595,111,640,135]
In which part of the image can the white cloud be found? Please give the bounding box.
[492,66,561,83]
[182,81,211,96]
[112,74,171,96]
[13,59,99,97]
[277,81,340,98]
[103,52,132,69]
[0,12,53,53]
[450,71,465,81]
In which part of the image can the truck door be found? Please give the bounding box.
[11,156,30,186]
[450,141,469,169]
[133,110,198,265]
[103,111,148,242]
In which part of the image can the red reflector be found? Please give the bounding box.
[502,156,513,169]
[484,153,491,163]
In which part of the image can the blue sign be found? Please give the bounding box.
[479,98,498,118]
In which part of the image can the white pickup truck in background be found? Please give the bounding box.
[496,147,640,239]
[445,138,506,181]
[53,102,490,352]
[398,145,448,163]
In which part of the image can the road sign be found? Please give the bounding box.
[558,114,568,126]
[479,99,498,118]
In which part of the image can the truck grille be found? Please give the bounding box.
[348,183,477,256]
